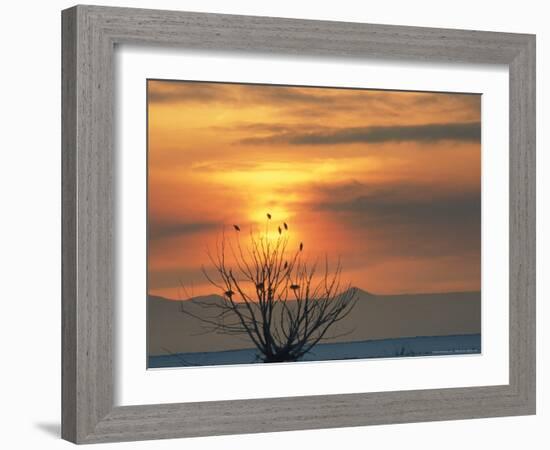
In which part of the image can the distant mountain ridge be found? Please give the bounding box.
[148,289,481,355]
[150,286,481,303]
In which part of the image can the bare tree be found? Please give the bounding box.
[181,215,358,363]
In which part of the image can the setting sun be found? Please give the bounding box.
[147,80,481,300]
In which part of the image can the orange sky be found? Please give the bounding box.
[147,80,481,299]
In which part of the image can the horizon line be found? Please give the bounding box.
[148,287,482,302]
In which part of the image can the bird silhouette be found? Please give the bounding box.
[299,242,303,251]
[278,226,282,234]
[233,225,240,231]
[267,213,272,219]
[283,222,288,230]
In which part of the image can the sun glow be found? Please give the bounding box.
[147,80,481,298]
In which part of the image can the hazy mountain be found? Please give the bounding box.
[148,288,481,355]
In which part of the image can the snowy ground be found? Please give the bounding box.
[148,333,481,368]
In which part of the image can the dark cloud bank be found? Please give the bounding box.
[241,122,481,146]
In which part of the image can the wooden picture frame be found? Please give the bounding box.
[61,5,536,444]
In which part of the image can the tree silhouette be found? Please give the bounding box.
[180,215,358,363]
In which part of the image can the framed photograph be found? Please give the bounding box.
[62,5,536,444]
[146,80,484,369]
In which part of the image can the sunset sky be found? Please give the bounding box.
[147,80,481,299]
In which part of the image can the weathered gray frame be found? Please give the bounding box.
[61,4,536,444]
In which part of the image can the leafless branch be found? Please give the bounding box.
[179,218,358,363]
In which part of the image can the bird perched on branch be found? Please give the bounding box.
[299,242,303,251]
[283,222,288,230]
[267,213,272,219]
[278,226,282,235]
[233,225,240,231]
